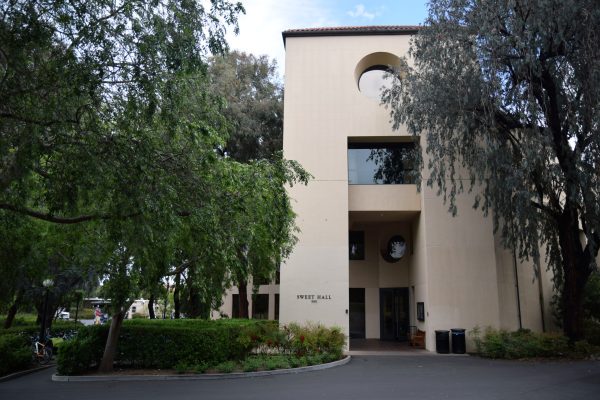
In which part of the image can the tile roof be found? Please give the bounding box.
[282,25,420,43]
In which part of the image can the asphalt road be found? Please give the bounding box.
[1,356,599,400]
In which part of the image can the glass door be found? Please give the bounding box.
[379,288,409,341]
[349,288,366,339]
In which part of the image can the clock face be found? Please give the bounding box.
[387,235,406,261]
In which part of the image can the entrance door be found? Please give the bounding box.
[349,288,365,339]
[379,288,409,341]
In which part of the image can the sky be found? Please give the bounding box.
[225,1,429,77]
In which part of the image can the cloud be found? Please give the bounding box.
[347,4,378,20]
[225,0,339,79]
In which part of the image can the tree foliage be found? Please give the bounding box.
[1,0,309,371]
[383,0,600,340]
[208,51,283,162]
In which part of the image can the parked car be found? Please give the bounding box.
[56,310,70,320]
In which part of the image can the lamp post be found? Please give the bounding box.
[39,279,54,343]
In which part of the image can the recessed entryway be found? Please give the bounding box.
[379,287,409,341]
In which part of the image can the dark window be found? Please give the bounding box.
[275,294,280,320]
[252,294,269,320]
[349,288,366,339]
[349,231,365,260]
[348,142,416,184]
[232,294,240,318]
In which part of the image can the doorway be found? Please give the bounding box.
[379,288,409,341]
[349,288,365,339]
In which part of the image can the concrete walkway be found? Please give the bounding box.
[1,356,598,400]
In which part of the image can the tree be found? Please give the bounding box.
[383,0,600,340]
[207,51,288,317]
[0,0,244,224]
[208,51,283,162]
[1,0,244,371]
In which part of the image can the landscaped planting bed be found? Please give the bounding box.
[57,319,345,375]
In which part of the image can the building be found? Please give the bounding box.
[216,26,555,352]
[277,26,555,352]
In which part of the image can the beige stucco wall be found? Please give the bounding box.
[494,234,557,333]
[214,280,280,320]
[281,34,414,340]
[282,31,556,352]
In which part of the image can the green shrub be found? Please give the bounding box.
[242,356,264,372]
[56,320,346,375]
[76,308,96,319]
[194,362,209,374]
[175,361,191,374]
[56,319,270,374]
[0,334,31,376]
[284,323,345,360]
[0,320,84,338]
[56,325,107,375]
[473,327,572,359]
[584,319,600,346]
[214,360,236,373]
[264,355,290,370]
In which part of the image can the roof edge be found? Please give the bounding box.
[282,25,420,45]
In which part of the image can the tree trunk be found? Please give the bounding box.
[74,297,80,322]
[98,309,126,373]
[3,289,23,329]
[237,279,249,319]
[187,283,201,318]
[174,272,181,319]
[558,207,592,341]
[148,295,155,319]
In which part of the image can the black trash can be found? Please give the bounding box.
[435,330,450,354]
[451,329,466,354]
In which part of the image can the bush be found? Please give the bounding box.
[283,323,345,360]
[242,356,264,372]
[56,325,107,375]
[584,319,600,346]
[0,320,84,339]
[214,360,236,373]
[56,320,347,375]
[56,319,272,374]
[0,334,32,376]
[472,327,578,359]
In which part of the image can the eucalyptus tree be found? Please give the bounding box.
[208,51,283,162]
[383,0,600,340]
[207,51,291,317]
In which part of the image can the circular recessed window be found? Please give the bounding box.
[358,64,394,100]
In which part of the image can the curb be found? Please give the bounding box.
[0,364,55,383]
[52,356,352,382]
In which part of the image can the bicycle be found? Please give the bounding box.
[32,337,53,364]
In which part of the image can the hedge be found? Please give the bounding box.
[0,320,84,338]
[471,327,600,359]
[57,319,276,375]
[56,319,346,375]
[0,334,31,376]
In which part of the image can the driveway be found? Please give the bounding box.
[1,356,598,400]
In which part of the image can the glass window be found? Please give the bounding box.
[232,294,239,318]
[358,65,394,100]
[348,142,416,185]
[349,231,365,260]
[252,294,269,320]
